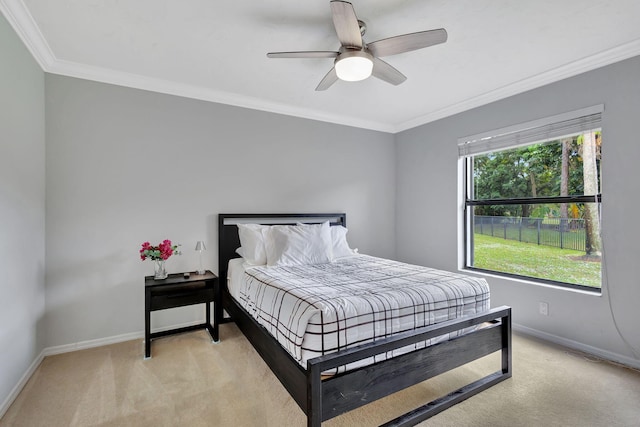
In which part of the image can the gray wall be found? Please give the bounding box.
[0,14,46,411]
[44,75,396,347]
[396,55,640,365]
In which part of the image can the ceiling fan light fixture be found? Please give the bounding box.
[334,50,373,82]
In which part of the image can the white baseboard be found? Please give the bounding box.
[0,319,205,418]
[42,320,205,356]
[0,351,45,419]
[513,323,640,370]
[42,331,144,356]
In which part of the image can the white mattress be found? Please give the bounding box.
[227,255,490,373]
[228,257,248,301]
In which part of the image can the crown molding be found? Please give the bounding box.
[394,38,640,133]
[46,58,396,133]
[0,0,55,68]
[3,0,639,134]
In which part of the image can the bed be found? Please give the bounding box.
[217,213,511,427]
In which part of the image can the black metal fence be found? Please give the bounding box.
[474,215,586,252]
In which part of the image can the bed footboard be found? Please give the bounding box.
[306,306,512,427]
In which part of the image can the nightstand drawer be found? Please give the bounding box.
[150,287,214,311]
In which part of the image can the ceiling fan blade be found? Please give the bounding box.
[367,28,447,57]
[372,57,407,86]
[267,51,339,59]
[330,0,362,49]
[315,67,339,91]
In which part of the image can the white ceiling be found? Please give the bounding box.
[3,0,640,133]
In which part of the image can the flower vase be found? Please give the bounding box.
[154,259,168,279]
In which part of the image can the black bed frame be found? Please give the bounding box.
[218,213,512,427]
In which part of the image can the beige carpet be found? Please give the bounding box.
[2,324,640,427]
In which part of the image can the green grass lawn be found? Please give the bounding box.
[472,233,601,288]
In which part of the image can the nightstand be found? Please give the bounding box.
[144,270,219,358]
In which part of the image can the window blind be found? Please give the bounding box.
[457,104,603,157]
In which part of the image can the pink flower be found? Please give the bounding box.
[139,239,181,261]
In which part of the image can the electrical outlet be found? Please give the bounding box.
[539,301,549,316]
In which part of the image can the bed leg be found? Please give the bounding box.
[502,308,512,377]
[307,364,322,427]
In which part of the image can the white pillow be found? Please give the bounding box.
[330,225,357,258]
[264,222,333,267]
[236,223,268,265]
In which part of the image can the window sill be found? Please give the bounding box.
[459,267,602,296]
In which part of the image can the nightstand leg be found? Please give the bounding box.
[145,288,151,358]
[213,283,220,342]
[207,301,218,342]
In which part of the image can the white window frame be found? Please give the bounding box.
[457,105,603,292]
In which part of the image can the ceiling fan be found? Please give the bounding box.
[266,0,448,91]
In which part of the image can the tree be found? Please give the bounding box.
[581,131,601,256]
[559,138,571,231]
[473,150,530,216]
[473,143,564,217]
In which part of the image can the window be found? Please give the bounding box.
[459,106,603,291]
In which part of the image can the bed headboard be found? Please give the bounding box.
[217,213,346,284]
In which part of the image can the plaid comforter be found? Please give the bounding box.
[237,255,490,370]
